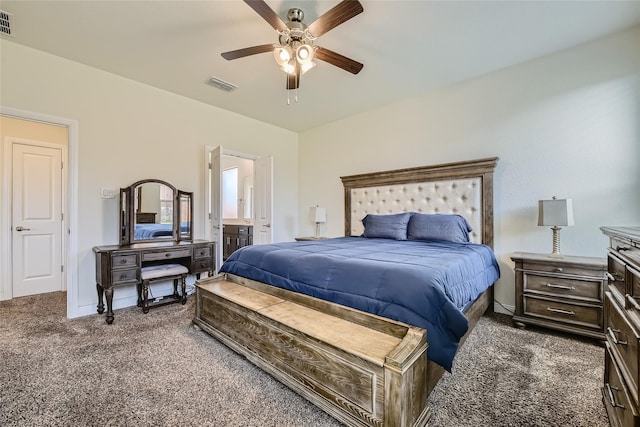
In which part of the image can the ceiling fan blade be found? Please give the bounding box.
[221,44,274,60]
[286,64,301,90]
[243,0,287,32]
[308,0,364,37]
[315,47,363,75]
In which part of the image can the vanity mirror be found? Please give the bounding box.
[120,179,193,245]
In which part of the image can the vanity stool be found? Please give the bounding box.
[139,264,189,314]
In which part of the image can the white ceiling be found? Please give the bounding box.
[2,1,640,132]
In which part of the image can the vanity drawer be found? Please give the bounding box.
[607,293,640,407]
[111,253,138,269]
[143,248,191,261]
[192,259,212,273]
[629,267,640,310]
[604,342,640,427]
[524,273,602,303]
[523,295,602,330]
[111,268,138,285]
[193,245,212,259]
[609,253,628,298]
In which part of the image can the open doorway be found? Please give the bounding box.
[0,108,79,319]
[205,146,272,272]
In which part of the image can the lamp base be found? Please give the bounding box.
[550,226,562,256]
[315,222,321,239]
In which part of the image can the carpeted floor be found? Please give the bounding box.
[0,292,608,426]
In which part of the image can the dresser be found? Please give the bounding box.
[601,226,640,427]
[94,240,215,324]
[222,224,253,260]
[511,252,606,339]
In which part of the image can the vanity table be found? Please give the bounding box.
[94,178,214,324]
[94,240,214,324]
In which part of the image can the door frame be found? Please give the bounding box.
[0,106,79,318]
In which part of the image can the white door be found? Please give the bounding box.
[210,145,223,272]
[253,156,273,245]
[12,143,63,297]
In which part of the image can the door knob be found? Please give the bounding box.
[15,226,31,231]
[263,223,271,228]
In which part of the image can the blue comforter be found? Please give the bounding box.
[220,237,500,371]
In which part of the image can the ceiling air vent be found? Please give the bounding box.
[207,76,237,92]
[0,10,14,37]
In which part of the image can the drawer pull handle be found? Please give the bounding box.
[606,383,625,409]
[606,272,623,282]
[608,327,628,346]
[616,246,631,252]
[165,253,171,258]
[546,283,575,291]
[120,274,127,280]
[120,259,127,264]
[546,307,575,316]
[555,267,563,273]
[626,294,640,311]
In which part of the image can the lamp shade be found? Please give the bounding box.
[311,206,326,223]
[538,198,574,227]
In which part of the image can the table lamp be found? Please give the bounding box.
[538,196,574,256]
[310,206,326,239]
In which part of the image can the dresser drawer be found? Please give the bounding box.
[629,267,640,310]
[607,293,640,407]
[604,342,640,427]
[612,237,640,267]
[111,268,138,285]
[523,295,602,330]
[609,253,628,299]
[524,272,602,303]
[193,245,212,259]
[111,253,138,269]
[143,248,191,261]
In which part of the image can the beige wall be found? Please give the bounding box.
[0,39,299,316]
[298,25,640,314]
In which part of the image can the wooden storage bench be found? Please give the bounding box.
[193,273,430,427]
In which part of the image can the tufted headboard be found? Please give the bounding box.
[340,157,498,247]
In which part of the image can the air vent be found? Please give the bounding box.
[207,76,237,92]
[0,10,14,37]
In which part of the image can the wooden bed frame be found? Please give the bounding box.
[194,157,499,426]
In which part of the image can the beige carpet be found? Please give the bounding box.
[0,292,607,426]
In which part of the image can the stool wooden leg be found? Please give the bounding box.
[136,282,143,307]
[142,280,150,314]
[172,278,179,298]
[181,275,187,305]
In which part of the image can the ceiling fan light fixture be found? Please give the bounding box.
[296,44,314,64]
[274,46,292,66]
[301,61,316,74]
[281,60,296,74]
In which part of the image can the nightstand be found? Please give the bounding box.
[511,252,606,339]
[294,236,328,241]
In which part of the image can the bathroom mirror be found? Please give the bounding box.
[119,179,193,245]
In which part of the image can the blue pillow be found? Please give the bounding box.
[362,212,412,240]
[407,213,472,243]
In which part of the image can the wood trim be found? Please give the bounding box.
[340,157,498,247]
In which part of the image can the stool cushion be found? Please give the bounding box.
[141,264,189,280]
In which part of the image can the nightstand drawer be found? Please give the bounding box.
[607,293,640,407]
[523,295,602,330]
[520,260,600,278]
[603,342,640,427]
[524,273,602,303]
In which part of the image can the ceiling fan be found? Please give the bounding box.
[221,0,364,91]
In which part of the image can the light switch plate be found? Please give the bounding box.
[101,187,115,199]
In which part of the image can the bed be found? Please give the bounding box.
[194,157,499,426]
